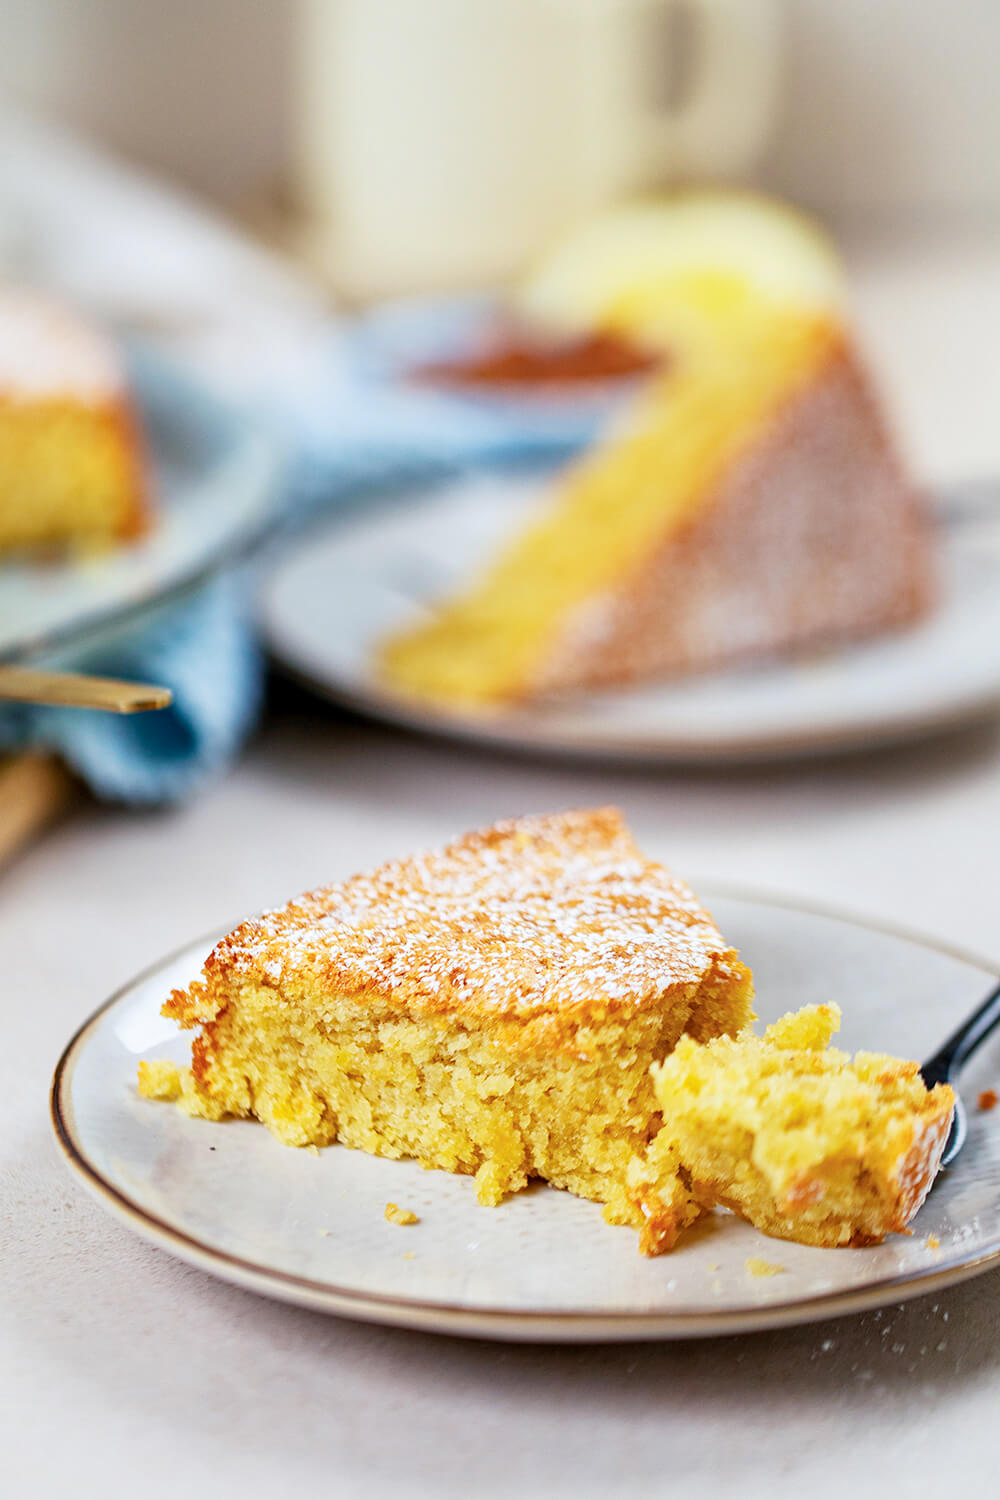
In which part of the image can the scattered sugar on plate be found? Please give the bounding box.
[385,1202,419,1226]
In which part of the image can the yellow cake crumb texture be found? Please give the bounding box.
[137,808,751,1224]
[745,1257,785,1278]
[762,1003,841,1051]
[0,287,149,553]
[631,1006,955,1252]
[385,1203,420,1227]
[136,1058,183,1101]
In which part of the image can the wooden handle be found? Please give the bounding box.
[0,751,75,869]
[0,665,172,713]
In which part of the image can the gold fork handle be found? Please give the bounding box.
[0,665,172,714]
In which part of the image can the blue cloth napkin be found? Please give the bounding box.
[0,572,263,805]
[274,295,623,522]
[4,297,623,805]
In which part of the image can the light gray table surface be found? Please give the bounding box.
[5,703,1000,1500]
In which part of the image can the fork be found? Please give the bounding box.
[920,978,1000,1168]
[0,665,171,713]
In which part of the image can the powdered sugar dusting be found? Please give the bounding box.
[205,807,736,1021]
[0,287,123,401]
[532,343,933,695]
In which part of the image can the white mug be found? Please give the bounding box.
[295,0,784,300]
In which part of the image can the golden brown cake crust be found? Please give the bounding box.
[105,392,152,540]
[883,1088,955,1234]
[168,807,746,1039]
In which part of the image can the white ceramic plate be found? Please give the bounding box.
[0,347,286,663]
[52,890,1000,1342]
[260,471,1000,763]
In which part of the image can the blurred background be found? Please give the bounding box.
[5,1,1000,233]
[2,0,1000,828]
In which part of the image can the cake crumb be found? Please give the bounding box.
[317,1228,330,1238]
[306,1144,321,1158]
[925,1234,940,1250]
[977,1089,998,1112]
[385,1203,419,1227]
[745,1257,784,1278]
[403,1251,415,1260]
[136,1059,183,1100]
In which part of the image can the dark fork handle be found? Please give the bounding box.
[921,978,1000,1090]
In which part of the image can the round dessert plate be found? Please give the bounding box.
[260,470,1000,763]
[0,346,286,664]
[52,890,1000,1343]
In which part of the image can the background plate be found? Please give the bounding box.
[52,890,1000,1342]
[260,471,1000,763]
[0,346,286,663]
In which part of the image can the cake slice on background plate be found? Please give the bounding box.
[628,1003,955,1254]
[138,806,753,1223]
[378,193,934,709]
[0,286,150,554]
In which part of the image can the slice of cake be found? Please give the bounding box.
[378,194,933,709]
[629,1004,955,1254]
[0,286,149,554]
[138,807,753,1216]
[379,304,932,707]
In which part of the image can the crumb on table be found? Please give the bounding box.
[385,1202,419,1227]
[925,1234,941,1250]
[745,1256,785,1278]
[978,1089,998,1112]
